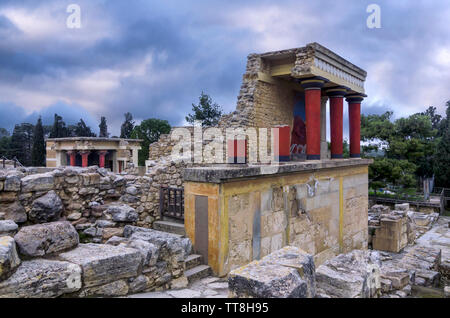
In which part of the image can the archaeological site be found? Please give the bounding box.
[0,42,449,300]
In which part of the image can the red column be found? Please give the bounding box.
[327,87,347,159]
[301,77,327,160]
[98,151,108,168]
[80,151,90,167]
[346,94,365,158]
[68,151,76,166]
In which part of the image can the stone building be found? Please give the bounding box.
[46,137,142,173]
[176,42,373,276]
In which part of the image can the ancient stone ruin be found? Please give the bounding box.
[1,42,449,298]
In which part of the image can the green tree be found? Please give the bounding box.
[131,118,171,166]
[186,92,223,126]
[434,101,450,187]
[0,128,9,138]
[0,136,11,158]
[99,116,109,138]
[49,114,68,138]
[120,112,135,138]
[31,117,46,166]
[10,123,34,166]
[74,119,96,137]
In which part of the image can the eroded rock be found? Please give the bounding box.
[316,250,381,298]
[0,236,21,281]
[14,221,79,257]
[0,220,18,237]
[0,259,81,298]
[58,243,142,288]
[29,191,63,223]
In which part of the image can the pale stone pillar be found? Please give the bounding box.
[320,96,329,160]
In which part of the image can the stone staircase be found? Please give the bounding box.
[183,254,211,283]
[152,218,212,284]
[153,220,186,236]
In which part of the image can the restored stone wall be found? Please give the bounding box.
[184,161,370,276]
[0,165,183,237]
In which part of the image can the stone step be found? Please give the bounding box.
[184,254,203,271]
[184,265,211,284]
[153,220,185,236]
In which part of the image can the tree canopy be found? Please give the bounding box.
[120,112,135,139]
[99,117,109,138]
[31,117,46,166]
[131,118,171,166]
[186,92,223,126]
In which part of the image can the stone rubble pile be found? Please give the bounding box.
[368,203,439,252]
[0,220,193,298]
[315,250,382,298]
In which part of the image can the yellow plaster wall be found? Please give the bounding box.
[184,165,369,276]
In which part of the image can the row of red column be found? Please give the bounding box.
[67,151,108,168]
[300,77,365,160]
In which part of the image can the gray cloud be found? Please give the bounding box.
[0,0,449,136]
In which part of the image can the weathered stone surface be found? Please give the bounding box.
[106,236,128,246]
[258,246,316,298]
[21,172,54,192]
[0,202,27,223]
[29,191,63,223]
[106,204,138,222]
[124,226,192,259]
[395,203,410,211]
[58,243,142,287]
[4,175,21,192]
[14,221,79,257]
[120,239,159,269]
[0,236,20,281]
[67,212,82,221]
[0,220,18,237]
[0,259,81,298]
[128,275,149,293]
[102,228,124,240]
[229,262,308,298]
[78,280,129,297]
[0,201,28,223]
[316,250,381,298]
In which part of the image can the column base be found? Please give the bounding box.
[331,154,344,159]
[307,154,321,160]
[350,154,361,158]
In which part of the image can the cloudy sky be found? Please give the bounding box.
[0,0,449,136]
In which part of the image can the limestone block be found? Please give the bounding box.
[120,239,158,269]
[258,246,315,297]
[77,280,129,297]
[14,221,79,257]
[29,191,64,223]
[128,275,150,293]
[105,204,138,222]
[4,175,21,192]
[21,172,54,192]
[0,259,81,298]
[0,236,21,281]
[229,263,308,298]
[0,192,17,203]
[316,250,381,298]
[395,203,410,211]
[58,243,142,288]
[0,220,18,237]
[102,227,124,241]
